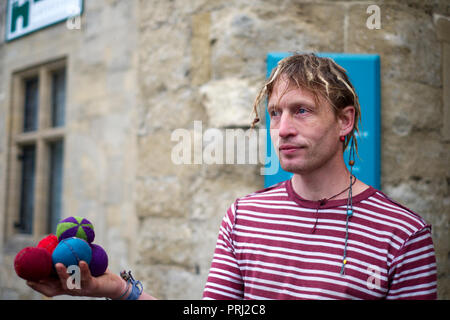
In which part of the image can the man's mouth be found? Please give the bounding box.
[279,144,305,154]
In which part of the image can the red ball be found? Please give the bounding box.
[37,234,58,255]
[14,247,53,281]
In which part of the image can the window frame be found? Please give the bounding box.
[5,58,67,241]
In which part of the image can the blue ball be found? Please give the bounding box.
[52,237,92,268]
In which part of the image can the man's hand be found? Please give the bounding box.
[26,261,124,299]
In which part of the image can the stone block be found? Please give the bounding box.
[135,265,205,300]
[199,77,259,128]
[191,12,212,86]
[137,217,194,267]
[137,88,207,135]
[382,131,447,184]
[381,78,442,136]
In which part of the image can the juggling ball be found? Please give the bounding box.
[52,237,92,267]
[14,247,53,281]
[56,216,95,243]
[89,244,108,277]
[37,234,58,255]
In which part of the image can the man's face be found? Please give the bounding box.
[268,77,342,175]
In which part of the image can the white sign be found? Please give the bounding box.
[5,0,83,41]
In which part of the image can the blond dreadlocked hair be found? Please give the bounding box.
[251,53,361,153]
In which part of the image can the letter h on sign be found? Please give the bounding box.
[11,0,30,33]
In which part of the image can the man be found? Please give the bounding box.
[27,53,437,300]
[202,53,437,299]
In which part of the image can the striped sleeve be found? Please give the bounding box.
[203,202,244,300]
[386,226,437,299]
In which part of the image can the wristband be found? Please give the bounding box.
[120,270,143,300]
[110,270,143,300]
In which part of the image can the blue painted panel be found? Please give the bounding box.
[264,52,380,190]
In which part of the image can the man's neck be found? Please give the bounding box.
[291,158,355,202]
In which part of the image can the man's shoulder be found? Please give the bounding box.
[363,188,430,234]
[238,180,290,201]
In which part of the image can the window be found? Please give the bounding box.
[6,59,67,239]
[23,77,39,132]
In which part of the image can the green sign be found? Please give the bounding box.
[5,0,83,41]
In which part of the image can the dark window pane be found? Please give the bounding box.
[18,145,36,234]
[51,69,66,127]
[48,140,64,233]
[23,78,39,132]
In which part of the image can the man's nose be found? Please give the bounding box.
[277,113,297,138]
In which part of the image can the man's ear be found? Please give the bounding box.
[338,105,355,136]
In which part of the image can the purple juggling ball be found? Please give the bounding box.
[89,243,108,277]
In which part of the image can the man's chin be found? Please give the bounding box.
[279,160,307,175]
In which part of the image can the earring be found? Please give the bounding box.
[339,136,345,142]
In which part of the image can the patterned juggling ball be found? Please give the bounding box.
[52,237,92,268]
[89,244,109,277]
[37,234,58,255]
[14,247,53,281]
[56,216,95,243]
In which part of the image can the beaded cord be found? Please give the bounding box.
[340,137,356,276]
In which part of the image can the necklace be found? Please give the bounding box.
[310,175,356,233]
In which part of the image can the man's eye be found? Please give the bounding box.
[270,110,280,117]
[296,108,307,114]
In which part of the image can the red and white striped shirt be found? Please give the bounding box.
[203,179,437,300]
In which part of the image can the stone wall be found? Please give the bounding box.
[0,0,448,299]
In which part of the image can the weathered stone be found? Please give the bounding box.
[191,12,212,86]
[137,217,194,267]
[381,78,442,135]
[137,88,207,135]
[135,265,205,300]
[199,78,259,128]
[382,131,447,184]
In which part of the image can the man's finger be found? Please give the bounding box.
[55,263,68,278]
[54,263,71,289]
[79,260,92,280]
